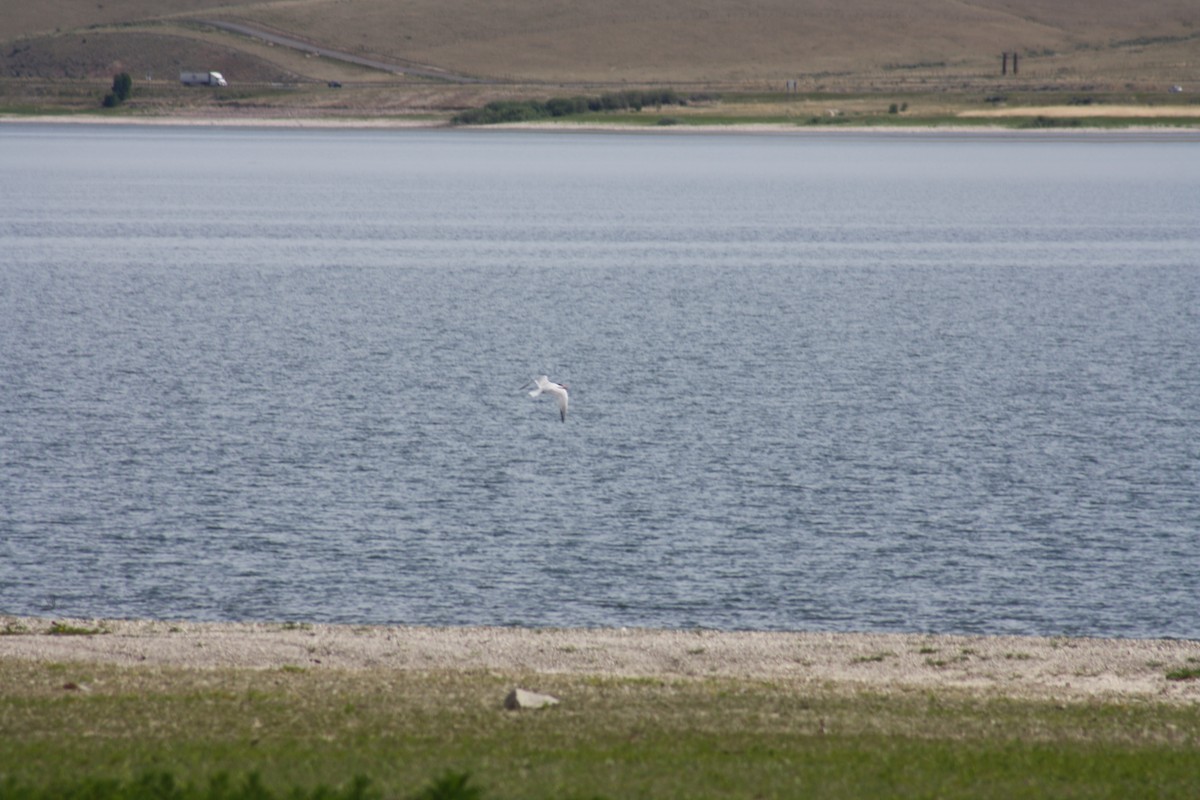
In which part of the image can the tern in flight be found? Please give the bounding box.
[522,375,569,422]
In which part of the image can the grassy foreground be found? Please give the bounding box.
[2,659,1198,799]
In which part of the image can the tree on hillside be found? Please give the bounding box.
[113,72,132,101]
[102,72,132,107]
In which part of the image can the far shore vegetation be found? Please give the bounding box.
[449,89,707,125]
[4,76,1197,130]
[2,658,1198,799]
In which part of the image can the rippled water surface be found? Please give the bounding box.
[2,125,1198,637]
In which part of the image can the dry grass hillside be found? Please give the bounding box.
[2,0,1197,88]
[225,0,1200,86]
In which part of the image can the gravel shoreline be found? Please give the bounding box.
[3,616,1198,705]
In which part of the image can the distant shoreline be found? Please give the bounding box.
[4,616,1198,705]
[3,114,1199,138]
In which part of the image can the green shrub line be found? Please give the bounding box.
[0,770,483,800]
[1020,114,1083,129]
[451,89,710,125]
[47,621,108,636]
[0,772,370,800]
[1165,666,1200,681]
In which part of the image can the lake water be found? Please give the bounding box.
[1,124,1198,638]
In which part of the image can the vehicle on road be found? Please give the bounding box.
[180,71,228,87]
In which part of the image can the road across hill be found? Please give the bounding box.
[197,19,483,83]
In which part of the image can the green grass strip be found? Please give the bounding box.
[2,660,1197,799]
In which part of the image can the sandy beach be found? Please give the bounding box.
[3,616,1197,705]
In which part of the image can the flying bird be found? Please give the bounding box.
[522,375,569,422]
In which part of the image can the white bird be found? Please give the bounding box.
[522,375,569,422]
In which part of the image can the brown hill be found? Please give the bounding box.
[2,30,296,83]
[2,0,1197,89]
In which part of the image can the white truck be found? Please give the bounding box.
[180,71,228,87]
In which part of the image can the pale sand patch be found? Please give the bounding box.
[961,105,1200,118]
[3,617,1198,705]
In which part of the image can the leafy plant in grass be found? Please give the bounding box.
[411,771,482,800]
[1164,667,1200,681]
